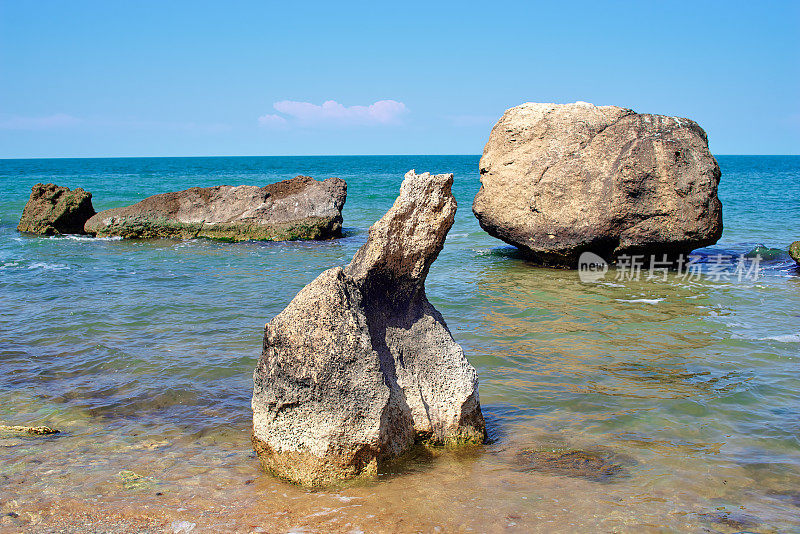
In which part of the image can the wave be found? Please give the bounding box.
[62,235,123,242]
[615,298,665,305]
[27,262,69,271]
[760,334,800,343]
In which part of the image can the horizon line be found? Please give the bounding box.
[2,153,799,161]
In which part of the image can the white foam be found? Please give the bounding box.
[63,235,122,242]
[616,298,664,305]
[760,334,800,343]
[27,262,69,271]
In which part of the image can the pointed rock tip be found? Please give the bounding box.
[346,169,457,296]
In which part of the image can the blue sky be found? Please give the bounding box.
[1,1,798,157]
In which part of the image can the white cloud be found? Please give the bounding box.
[0,113,81,130]
[257,113,288,127]
[258,99,407,128]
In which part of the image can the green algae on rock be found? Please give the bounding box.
[116,470,157,491]
[252,170,486,487]
[17,183,96,235]
[789,241,800,265]
[84,175,346,241]
[745,244,785,261]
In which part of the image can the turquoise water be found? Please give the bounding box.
[1,155,799,532]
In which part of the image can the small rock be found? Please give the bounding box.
[744,244,784,261]
[513,448,625,482]
[700,510,761,530]
[789,241,800,265]
[116,470,156,490]
[0,424,59,435]
[17,183,95,235]
[171,520,196,533]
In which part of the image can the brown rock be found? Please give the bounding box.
[473,101,723,267]
[252,170,485,486]
[17,183,96,235]
[84,175,346,241]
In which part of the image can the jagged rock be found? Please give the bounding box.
[252,170,485,486]
[84,175,346,241]
[17,183,96,235]
[789,241,800,265]
[473,101,723,267]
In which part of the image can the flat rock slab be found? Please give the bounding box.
[17,183,96,235]
[84,175,346,241]
[513,448,626,482]
[473,101,723,267]
[252,170,485,486]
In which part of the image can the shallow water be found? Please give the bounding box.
[1,155,799,532]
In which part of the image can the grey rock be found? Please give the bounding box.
[84,175,346,241]
[252,170,485,486]
[473,101,723,267]
[17,183,96,235]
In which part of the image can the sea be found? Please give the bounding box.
[1,155,798,532]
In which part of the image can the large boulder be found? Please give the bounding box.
[473,101,723,267]
[252,170,485,486]
[17,183,96,235]
[84,175,346,241]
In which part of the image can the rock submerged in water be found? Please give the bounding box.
[17,183,96,235]
[84,175,346,241]
[513,448,625,482]
[252,170,486,486]
[473,101,723,267]
[744,244,785,261]
[0,424,59,435]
